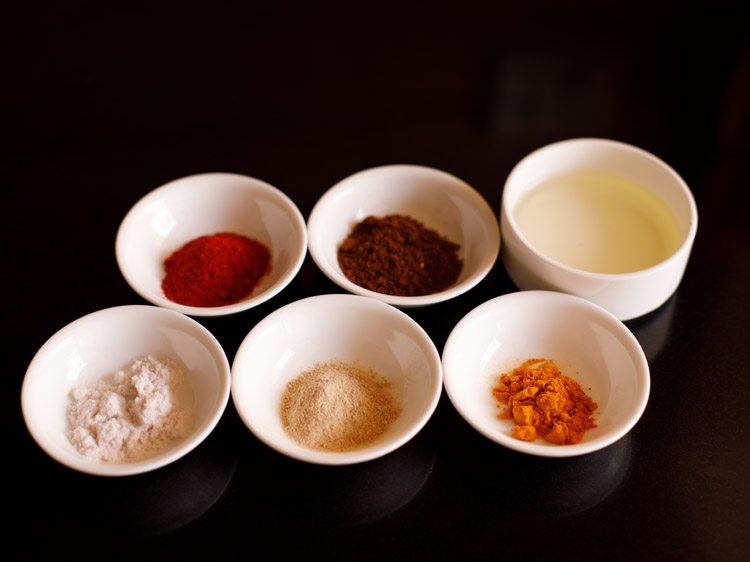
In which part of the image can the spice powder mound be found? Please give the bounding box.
[280,360,402,452]
[491,358,597,444]
[337,214,463,297]
[66,355,193,462]
[161,232,271,307]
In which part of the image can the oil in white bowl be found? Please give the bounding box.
[514,170,682,274]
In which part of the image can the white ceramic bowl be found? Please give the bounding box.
[500,138,698,320]
[22,305,231,476]
[307,164,500,307]
[442,291,650,457]
[231,294,443,465]
[116,172,307,316]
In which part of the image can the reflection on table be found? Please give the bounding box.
[627,291,679,363]
[232,429,437,526]
[29,421,238,539]
[440,413,633,518]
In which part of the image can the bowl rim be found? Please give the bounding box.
[501,137,699,281]
[230,293,444,465]
[115,171,308,317]
[441,290,651,457]
[21,304,232,476]
[307,163,500,308]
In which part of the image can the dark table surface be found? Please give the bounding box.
[8,2,750,561]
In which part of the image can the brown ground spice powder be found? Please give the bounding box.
[492,358,598,444]
[337,214,463,296]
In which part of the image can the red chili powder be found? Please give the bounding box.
[161,232,271,307]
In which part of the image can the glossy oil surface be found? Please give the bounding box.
[515,170,683,273]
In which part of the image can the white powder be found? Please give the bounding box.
[66,355,193,463]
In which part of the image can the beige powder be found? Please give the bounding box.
[280,360,402,452]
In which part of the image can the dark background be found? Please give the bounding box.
[7,2,750,560]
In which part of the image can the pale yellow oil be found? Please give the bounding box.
[514,170,682,274]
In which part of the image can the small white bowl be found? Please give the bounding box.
[116,172,307,317]
[442,291,650,457]
[307,164,500,307]
[231,294,443,465]
[22,305,231,476]
[501,138,698,321]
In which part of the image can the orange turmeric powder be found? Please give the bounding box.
[491,358,597,444]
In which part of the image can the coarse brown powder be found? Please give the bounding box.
[280,360,402,452]
[337,214,463,296]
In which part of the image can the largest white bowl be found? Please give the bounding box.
[307,164,500,307]
[116,172,307,317]
[500,138,698,321]
[442,291,650,457]
[22,305,231,476]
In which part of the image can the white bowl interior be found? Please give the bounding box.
[307,165,500,307]
[442,291,650,457]
[22,305,231,476]
[116,173,307,316]
[231,294,443,464]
